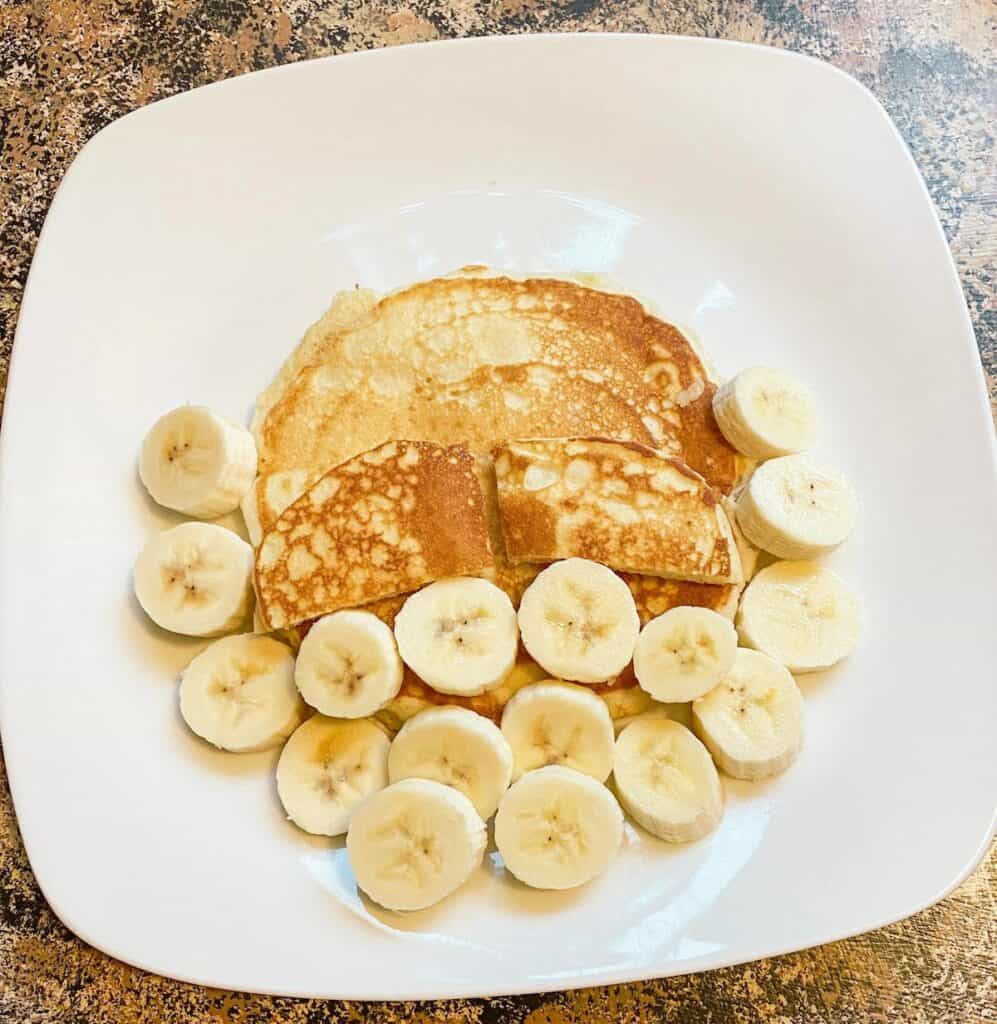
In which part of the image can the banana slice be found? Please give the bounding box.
[494,765,623,890]
[294,610,403,718]
[737,560,861,672]
[500,681,615,782]
[712,367,817,460]
[139,406,257,518]
[736,455,856,560]
[277,715,390,836]
[179,634,304,751]
[133,522,254,636]
[517,558,639,683]
[346,778,486,911]
[633,606,738,703]
[613,717,722,842]
[692,648,804,780]
[388,707,513,819]
[393,577,518,696]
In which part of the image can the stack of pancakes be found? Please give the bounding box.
[245,270,751,726]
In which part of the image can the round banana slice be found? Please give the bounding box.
[613,717,722,842]
[347,778,486,911]
[737,561,861,672]
[276,716,390,836]
[133,522,254,637]
[388,706,513,819]
[712,367,817,460]
[494,765,623,890]
[139,405,257,518]
[295,610,403,718]
[633,606,738,702]
[500,681,615,782]
[517,558,639,683]
[736,455,856,560]
[179,634,304,752]
[692,648,804,780]
[393,577,518,696]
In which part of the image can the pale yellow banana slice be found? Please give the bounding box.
[276,716,390,836]
[394,577,518,696]
[494,765,623,890]
[712,367,817,460]
[347,778,486,911]
[500,681,615,782]
[633,606,738,703]
[692,648,804,780]
[133,522,254,636]
[388,706,513,819]
[139,406,257,518]
[295,610,403,718]
[737,560,861,672]
[179,634,304,752]
[517,558,639,683]
[736,455,856,560]
[613,717,723,842]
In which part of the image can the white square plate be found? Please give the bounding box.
[2,35,995,1000]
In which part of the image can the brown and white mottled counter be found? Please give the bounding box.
[1,2,994,1021]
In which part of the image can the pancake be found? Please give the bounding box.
[246,360,657,545]
[248,274,747,721]
[250,274,740,506]
[493,438,743,584]
[255,441,492,629]
[377,656,654,730]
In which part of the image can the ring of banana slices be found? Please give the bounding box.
[134,352,861,912]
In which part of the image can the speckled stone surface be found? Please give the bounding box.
[1,2,994,1022]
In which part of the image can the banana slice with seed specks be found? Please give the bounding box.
[737,561,860,673]
[633,607,738,703]
[295,610,403,718]
[517,558,639,683]
[693,648,803,780]
[179,634,304,751]
[134,522,255,637]
[277,715,390,836]
[139,406,257,518]
[712,367,817,460]
[736,455,856,560]
[388,706,513,819]
[494,765,623,890]
[613,717,723,842]
[501,681,615,782]
[394,577,518,696]
[347,778,486,911]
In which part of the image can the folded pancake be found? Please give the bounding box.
[250,274,740,525]
[255,441,492,628]
[245,360,657,546]
[493,438,743,585]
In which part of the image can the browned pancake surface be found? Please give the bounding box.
[493,438,743,584]
[255,441,492,628]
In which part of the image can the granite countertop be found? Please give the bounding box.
[1,2,994,1021]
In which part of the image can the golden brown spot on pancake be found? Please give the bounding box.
[255,441,493,629]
